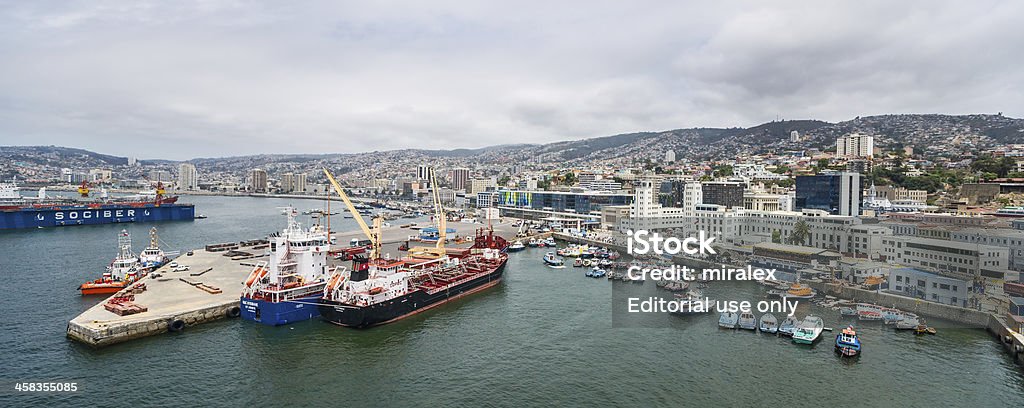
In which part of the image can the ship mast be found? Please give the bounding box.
[149,227,159,249]
[431,168,446,250]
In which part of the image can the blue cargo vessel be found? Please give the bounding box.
[0,203,195,230]
[239,207,331,326]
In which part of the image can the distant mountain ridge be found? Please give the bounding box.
[2,114,1022,168]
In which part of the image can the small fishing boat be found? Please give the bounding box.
[834,326,862,357]
[573,258,584,268]
[527,238,540,247]
[895,314,921,330]
[779,315,800,337]
[839,306,858,317]
[586,267,606,278]
[670,291,710,316]
[858,311,883,322]
[543,252,564,267]
[784,283,816,299]
[793,315,825,344]
[759,313,779,334]
[507,240,526,252]
[719,311,739,329]
[663,281,688,292]
[738,312,757,330]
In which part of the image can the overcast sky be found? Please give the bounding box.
[0,1,1021,160]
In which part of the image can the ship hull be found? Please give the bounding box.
[79,282,126,296]
[0,203,194,230]
[240,293,323,326]
[318,262,506,328]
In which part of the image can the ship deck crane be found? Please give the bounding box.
[408,167,448,259]
[322,168,382,259]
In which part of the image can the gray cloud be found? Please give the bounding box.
[0,1,1020,159]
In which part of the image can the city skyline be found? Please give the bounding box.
[0,1,1022,159]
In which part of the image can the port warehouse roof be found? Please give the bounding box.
[752,242,841,260]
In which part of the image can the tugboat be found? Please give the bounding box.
[137,227,170,271]
[240,207,333,325]
[835,326,862,357]
[316,167,509,328]
[78,230,142,295]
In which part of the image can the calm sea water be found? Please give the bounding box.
[1,195,1023,407]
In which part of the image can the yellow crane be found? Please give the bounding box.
[408,167,448,259]
[322,167,382,259]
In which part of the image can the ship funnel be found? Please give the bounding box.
[37,187,46,199]
[350,255,370,281]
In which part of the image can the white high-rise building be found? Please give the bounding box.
[790,130,800,142]
[623,179,687,231]
[178,163,198,191]
[836,134,875,158]
[665,150,676,162]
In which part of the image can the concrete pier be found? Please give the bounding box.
[67,220,519,347]
[67,248,263,347]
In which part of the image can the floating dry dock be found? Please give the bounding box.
[67,247,263,347]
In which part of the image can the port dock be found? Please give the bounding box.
[67,220,519,347]
[67,246,263,347]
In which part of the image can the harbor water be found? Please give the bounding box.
[2,195,1024,407]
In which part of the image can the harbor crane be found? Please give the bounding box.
[322,167,382,259]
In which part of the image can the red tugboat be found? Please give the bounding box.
[79,230,142,295]
[316,167,509,328]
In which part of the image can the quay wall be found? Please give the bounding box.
[67,301,239,347]
[806,281,991,327]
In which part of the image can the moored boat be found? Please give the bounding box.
[834,326,862,357]
[778,315,800,337]
[793,315,825,344]
[78,229,142,295]
[738,312,757,330]
[759,313,779,334]
[507,240,526,252]
[543,252,565,267]
[719,311,739,329]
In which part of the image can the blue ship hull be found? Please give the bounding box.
[0,203,195,230]
[240,293,323,326]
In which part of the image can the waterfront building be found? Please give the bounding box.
[795,172,861,216]
[749,242,841,273]
[888,267,969,307]
[836,133,875,158]
[875,185,927,203]
[743,191,793,212]
[468,177,497,195]
[622,179,688,231]
[880,235,1011,284]
[250,169,268,193]
[450,167,470,191]
[178,163,198,191]
[732,163,787,181]
[496,189,632,222]
[701,181,744,209]
[280,172,307,193]
[89,168,113,182]
[148,170,172,183]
